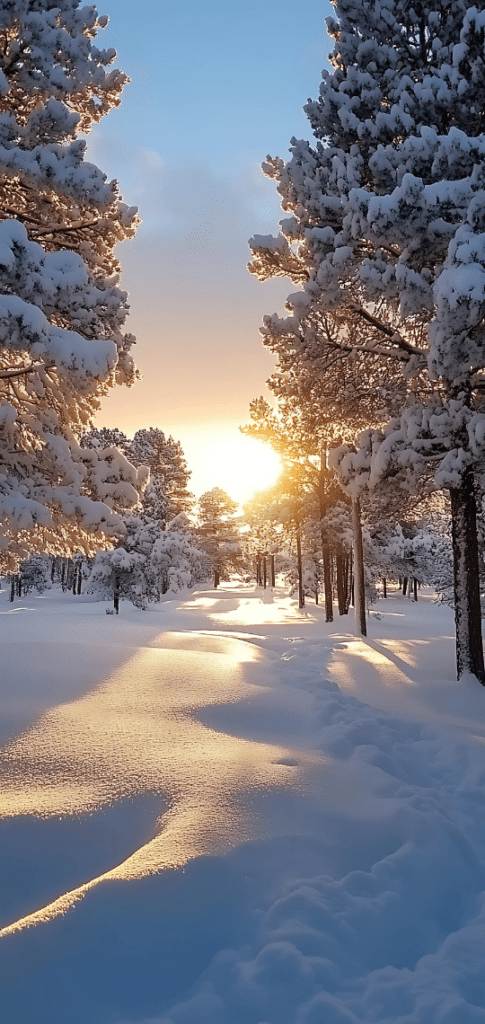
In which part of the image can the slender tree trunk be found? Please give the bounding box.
[9,577,15,602]
[296,529,304,608]
[351,497,367,637]
[263,557,267,589]
[322,542,333,622]
[342,553,350,614]
[270,554,275,587]
[382,578,387,598]
[402,576,408,596]
[413,577,418,602]
[214,569,220,589]
[345,549,353,612]
[336,543,346,615]
[450,471,485,684]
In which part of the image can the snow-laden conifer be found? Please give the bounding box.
[249,0,485,682]
[0,2,142,571]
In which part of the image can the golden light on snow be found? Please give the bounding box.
[181,429,282,506]
[0,627,321,937]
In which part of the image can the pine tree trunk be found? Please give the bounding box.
[322,542,333,622]
[270,554,275,587]
[352,497,367,637]
[382,578,387,598]
[342,554,350,614]
[402,576,408,596]
[336,544,346,615]
[345,550,353,613]
[450,471,485,684]
[296,530,304,608]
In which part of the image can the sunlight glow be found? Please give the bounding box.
[184,431,282,506]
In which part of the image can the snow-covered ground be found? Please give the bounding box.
[1,581,485,1024]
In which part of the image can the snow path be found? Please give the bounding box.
[0,590,390,937]
[1,583,485,1024]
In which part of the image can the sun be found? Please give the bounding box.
[180,428,282,507]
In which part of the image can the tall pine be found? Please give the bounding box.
[0,2,142,571]
[249,0,485,683]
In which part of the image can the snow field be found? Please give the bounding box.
[1,582,485,1023]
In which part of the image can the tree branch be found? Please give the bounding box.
[351,306,417,354]
[31,218,99,238]
[0,362,53,380]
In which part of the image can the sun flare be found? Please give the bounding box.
[184,430,281,507]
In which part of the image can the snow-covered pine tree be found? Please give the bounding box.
[248,0,485,683]
[0,2,143,572]
[130,428,195,522]
[197,488,241,587]
[87,514,208,607]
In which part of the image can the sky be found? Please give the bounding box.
[90,0,333,502]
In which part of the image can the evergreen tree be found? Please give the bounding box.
[249,0,485,682]
[87,515,208,608]
[0,2,141,572]
[197,488,241,587]
[131,428,195,522]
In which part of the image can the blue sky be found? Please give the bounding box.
[91,0,333,499]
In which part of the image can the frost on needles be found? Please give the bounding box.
[0,1,144,573]
[249,0,485,683]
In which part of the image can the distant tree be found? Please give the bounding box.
[131,428,195,522]
[197,488,241,587]
[87,515,208,608]
[0,2,141,572]
[81,427,134,460]
[82,425,195,524]
[243,398,351,618]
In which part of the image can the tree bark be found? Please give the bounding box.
[342,553,351,613]
[270,554,275,587]
[336,543,346,615]
[450,471,485,684]
[382,578,387,598]
[351,497,367,637]
[322,542,333,622]
[296,529,304,608]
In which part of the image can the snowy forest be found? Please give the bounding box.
[4,3,485,1023]
[3,0,485,685]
